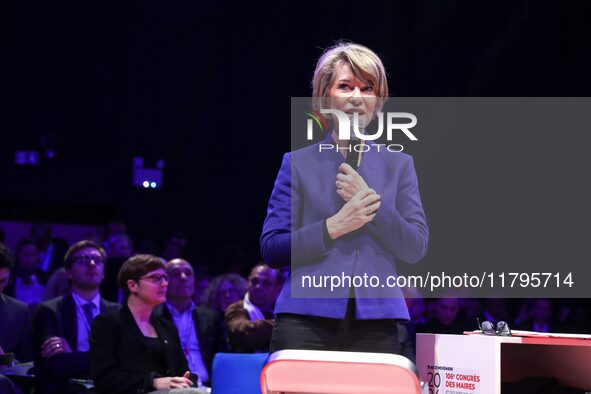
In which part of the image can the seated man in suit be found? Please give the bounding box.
[154,259,227,387]
[225,263,282,353]
[33,240,120,394]
[0,243,34,363]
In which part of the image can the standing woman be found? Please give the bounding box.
[261,42,429,354]
[90,254,194,393]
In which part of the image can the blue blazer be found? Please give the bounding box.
[261,134,428,320]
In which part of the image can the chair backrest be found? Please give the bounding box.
[211,352,269,394]
[260,350,421,394]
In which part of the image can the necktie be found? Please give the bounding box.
[82,302,96,327]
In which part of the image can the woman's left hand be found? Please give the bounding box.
[336,163,369,202]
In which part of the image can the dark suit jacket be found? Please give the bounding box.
[0,293,34,362]
[154,303,227,380]
[32,293,120,394]
[90,304,189,394]
[99,257,127,303]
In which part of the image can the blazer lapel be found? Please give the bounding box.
[62,294,78,351]
[99,298,117,314]
[160,303,173,320]
[357,142,378,187]
[192,309,209,358]
[152,317,176,376]
[317,133,346,213]
[121,305,149,352]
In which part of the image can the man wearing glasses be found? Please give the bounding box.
[33,240,120,394]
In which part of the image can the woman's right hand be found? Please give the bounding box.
[326,188,381,240]
[153,373,193,389]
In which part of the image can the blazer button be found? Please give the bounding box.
[355,249,360,256]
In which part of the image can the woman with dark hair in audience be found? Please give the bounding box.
[5,237,48,308]
[202,273,247,313]
[89,254,195,393]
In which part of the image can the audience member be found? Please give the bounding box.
[203,273,247,313]
[42,268,70,301]
[416,298,464,335]
[101,234,134,303]
[225,264,282,353]
[5,238,47,308]
[134,239,158,255]
[460,298,483,328]
[0,243,34,362]
[516,298,559,333]
[193,276,211,306]
[161,232,187,261]
[104,234,133,259]
[482,298,508,323]
[529,298,554,332]
[30,223,69,276]
[565,301,591,334]
[33,240,120,394]
[90,254,194,393]
[103,221,127,241]
[155,259,227,386]
[406,296,427,325]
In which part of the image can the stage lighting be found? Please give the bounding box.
[15,151,40,166]
[132,157,165,189]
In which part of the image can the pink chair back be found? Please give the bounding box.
[260,349,421,394]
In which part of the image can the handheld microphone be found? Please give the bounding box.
[345,117,365,170]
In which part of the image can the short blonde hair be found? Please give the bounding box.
[312,42,388,113]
